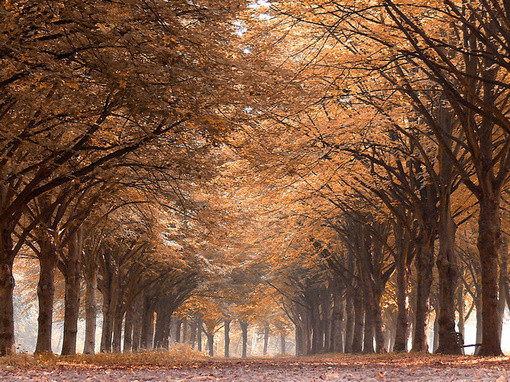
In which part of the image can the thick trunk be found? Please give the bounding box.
[83,269,97,354]
[476,196,503,355]
[35,248,57,354]
[61,229,83,355]
[0,262,15,356]
[154,303,170,349]
[393,256,409,352]
[140,299,155,349]
[240,321,248,359]
[0,221,15,356]
[295,323,305,356]
[497,237,508,340]
[224,319,231,358]
[412,232,435,352]
[435,199,460,354]
[206,332,214,356]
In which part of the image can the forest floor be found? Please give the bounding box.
[0,352,509,381]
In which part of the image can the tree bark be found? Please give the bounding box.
[206,332,214,356]
[412,228,435,352]
[83,267,97,354]
[240,321,248,359]
[224,319,231,358]
[280,333,286,355]
[61,229,83,355]
[35,243,57,354]
[140,298,155,349]
[351,290,364,353]
[476,196,503,355]
[123,305,134,352]
[344,295,355,353]
[435,197,460,354]
[0,261,15,356]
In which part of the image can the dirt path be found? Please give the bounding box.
[1,355,509,381]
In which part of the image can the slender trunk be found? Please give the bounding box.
[100,278,112,352]
[83,268,97,354]
[123,305,134,352]
[433,309,439,352]
[457,280,465,337]
[263,324,269,355]
[61,229,83,355]
[331,290,344,353]
[197,318,202,351]
[240,321,248,359]
[224,319,231,358]
[280,333,286,355]
[475,292,483,346]
[182,318,188,344]
[393,223,409,353]
[351,291,364,353]
[476,196,503,355]
[344,294,355,353]
[35,247,57,354]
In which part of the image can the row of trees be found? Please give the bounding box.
[233,0,510,357]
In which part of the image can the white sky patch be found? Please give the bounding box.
[243,47,252,54]
[258,13,271,20]
[233,20,248,36]
[248,0,272,8]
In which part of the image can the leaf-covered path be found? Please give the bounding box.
[1,355,509,381]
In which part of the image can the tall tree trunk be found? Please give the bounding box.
[112,305,124,353]
[331,290,344,352]
[123,305,134,352]
[140,298,154,349]
[131,303,143,351]
[240,321,248,359]
[196,318,202,351]
[497,237,508,340]
[0,261,15,356]
[393,221,410,352]
[362,287,375,353]
[344,295,355,353]
[100,278,112,352]
[435,196,460,354]
[412,230,435,352]
[83,267,97,354]
[477,195,503,355]
[351,291,364,353]
[35,245,57,354]
[280,333,286,355]
[295,322,305,356]
[224,319,231,358]
[206,332,214,356]
[457,279,465,337]
[61,228,83,355]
